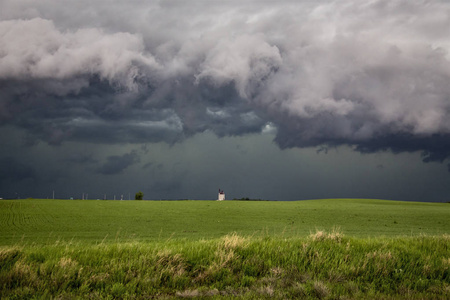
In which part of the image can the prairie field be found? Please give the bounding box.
[0,198,449,299]
[0,198,448,245]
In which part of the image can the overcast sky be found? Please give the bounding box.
[1,0,450,201]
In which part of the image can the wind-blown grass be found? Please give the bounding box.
[1,232,449,299]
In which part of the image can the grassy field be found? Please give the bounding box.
[0,198,449,245]
[1,233,449,299]
[0,199,449,299]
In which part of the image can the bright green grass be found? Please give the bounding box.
[0,198,449,245]
[1,234,449,299]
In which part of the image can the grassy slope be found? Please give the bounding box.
[1,234,449,299]
[0,198,449,245]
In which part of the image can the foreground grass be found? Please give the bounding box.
[1,199,449,245]
[1,232,449,299]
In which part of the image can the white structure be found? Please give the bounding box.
[218,189,225,201]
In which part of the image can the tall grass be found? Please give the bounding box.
[1,231,449,299]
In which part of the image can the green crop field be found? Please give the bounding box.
[0,198,448,245]
[1,199,449,299]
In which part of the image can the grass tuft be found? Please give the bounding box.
[312,281,329,299]
[176,289,200,298]
[221,232,249,250]
[310,227,344,242]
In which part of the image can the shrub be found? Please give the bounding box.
[135,191,143,200]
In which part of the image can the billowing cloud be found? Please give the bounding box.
[0,18,159,86]
[1,0,450,167]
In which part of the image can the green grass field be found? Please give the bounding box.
[1,199,449,299]
[0,198,448,245]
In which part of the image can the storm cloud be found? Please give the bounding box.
[1,0,450,200]
[0,157,36,182]
[97,151,139,175]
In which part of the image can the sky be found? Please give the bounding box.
[1,0,450,202]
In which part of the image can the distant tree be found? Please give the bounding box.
[135,191,144,200]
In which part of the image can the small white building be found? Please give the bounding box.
[218,189,225,201]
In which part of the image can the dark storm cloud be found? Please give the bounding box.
[97,151,139,175]
[64,153,98,165]
[0,157,36,182]
[2,0,450,166]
